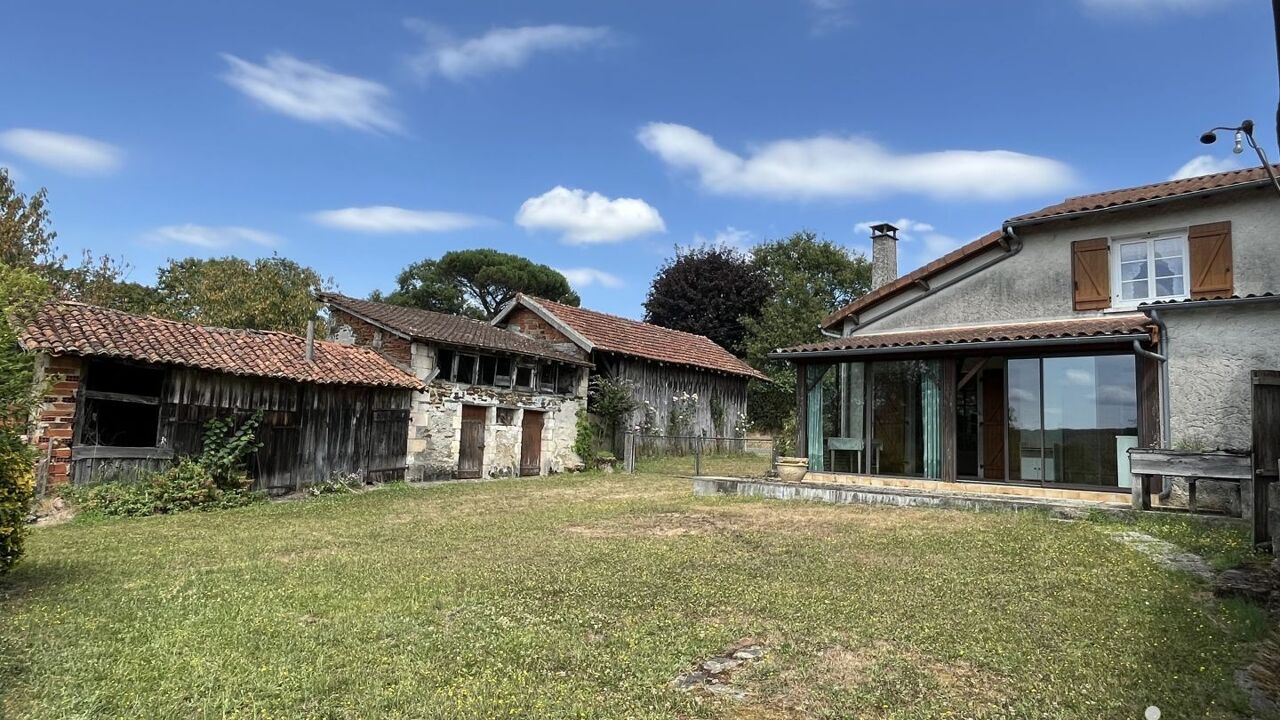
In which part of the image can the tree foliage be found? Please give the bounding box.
[742,231,872,431]
[0,169,130,304]
[381,249,579,319]
[643,245,770,356]
[0,264,49,573]
[154,255,330,334]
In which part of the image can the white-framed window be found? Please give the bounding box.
[1110,232,1189,307]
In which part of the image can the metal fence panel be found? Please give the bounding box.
[626,433,775,478]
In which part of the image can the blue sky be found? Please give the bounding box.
[0,0,1273,317]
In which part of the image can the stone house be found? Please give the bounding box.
[22,301,421,493]
[773,165,1280,515]
[492,295,768,441]
[320,293,592,480]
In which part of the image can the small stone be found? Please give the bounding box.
[701,657,741,674]
[1215,566,1274,603]
[704,684,748,701]
[732,645,765,661]
[670,671,707,690]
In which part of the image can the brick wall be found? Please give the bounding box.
[504,307,571,344]
[328,308,413,366]
[31,354,83,488]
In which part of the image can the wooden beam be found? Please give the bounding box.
[1127,449,1253,480]
[956,358,987,392]
[71,445,174,460]
[795,363,808,458]
[83,390,160,405]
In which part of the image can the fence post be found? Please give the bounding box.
[771,437,779,477]
[695,430,705,476]
[623,432,635,474]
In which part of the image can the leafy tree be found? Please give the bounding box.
[0,265,49,573]
[643,245,770,356]
[154,255,331,333]
[381,249,579,319]
[742,231,872,432]
[0,169,129,304]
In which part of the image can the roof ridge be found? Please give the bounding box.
[1056,164,1275,204]
[45,300,317,341]
[321,291,499,329]
[530,295,724,345]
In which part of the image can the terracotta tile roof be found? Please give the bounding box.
[1011,164,1280,223]
[524,296,769,381]
[319,293,589,366]
[775,315,1153,356]
[22,302,423,389]
[821,230,1005,331]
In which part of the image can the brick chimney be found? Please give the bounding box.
[869,222,899,290]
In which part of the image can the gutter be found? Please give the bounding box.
[1139,294,1280,311]
[768,332,1144,361]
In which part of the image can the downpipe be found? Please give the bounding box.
[1134,308,1173,501]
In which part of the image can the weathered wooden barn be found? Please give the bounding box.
[320,293,591,481]
[22,301,423,493]
[493,295,768,440]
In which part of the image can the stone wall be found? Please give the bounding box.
[328,308,412,367]
[30,354,82,490]
[405,340,586,480]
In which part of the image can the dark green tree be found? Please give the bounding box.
[742,231,871,432]
[154,255,331,333]
[643,244,770,356]
[382,249,579,319]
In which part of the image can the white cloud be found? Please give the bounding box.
[1081,0,1230,16]
[0,129,122,176]
[557,267,624,289]
[220,53,400,133]
[405,21,610,81]
[309,206,490,234]
[1169,154,1241,181]
[693,226,754,249]
[146,224,281,249]
[637,122,1075,201]
[516,186,666,244]
[806,0,853,34]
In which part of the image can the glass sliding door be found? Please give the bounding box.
[1041,355,1137,487]
[870,361,926,477]
[1004,353,1138,489]
[1007,358,1043,482]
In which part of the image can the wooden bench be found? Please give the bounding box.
[1128,448,1272,551]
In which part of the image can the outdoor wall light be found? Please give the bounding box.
[1199,118,1280,197]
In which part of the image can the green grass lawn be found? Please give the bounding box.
[1,474,1270,719]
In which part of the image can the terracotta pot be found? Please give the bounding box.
[776,457,809,483]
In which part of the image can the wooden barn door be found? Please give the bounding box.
[458,405,486,479]
[520,411,544,476]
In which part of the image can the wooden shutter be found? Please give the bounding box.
[1188,221,1233,299]
[1071,237,1111,310]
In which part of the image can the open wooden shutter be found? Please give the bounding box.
[1188,221,1232,299]
[1071,237,1111,310]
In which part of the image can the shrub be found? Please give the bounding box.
[0,437,35,572]
[66,458,262,519]
[309,471,364,496]
[574,408,596,467]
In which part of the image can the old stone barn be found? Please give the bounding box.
[494,295,768,440]
[321,293,592,480]
[23,301,422,493]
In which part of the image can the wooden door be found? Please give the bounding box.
[458,405,486,479]
[1251,371,1279,547]
[520,411,544,476]
[981,368,1005,481]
